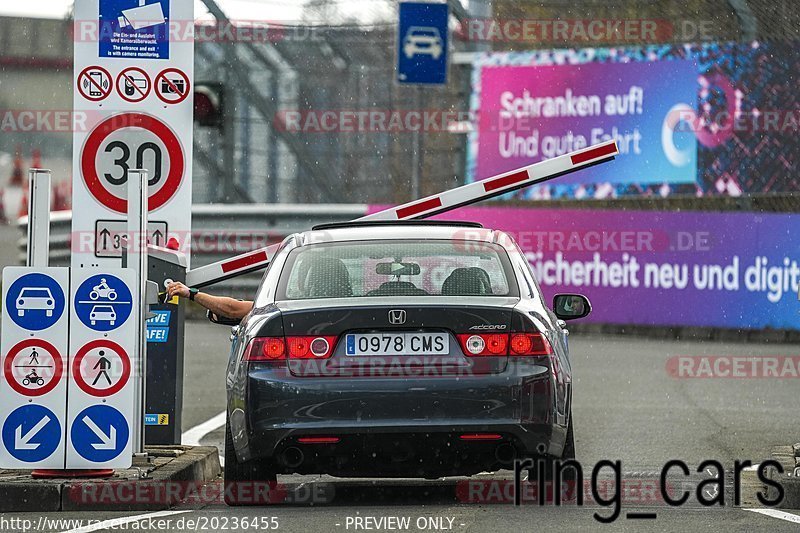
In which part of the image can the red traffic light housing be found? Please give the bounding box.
[194,82,224,128]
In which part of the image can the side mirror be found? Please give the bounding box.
[206,309,242,326]
[553,294,592,321]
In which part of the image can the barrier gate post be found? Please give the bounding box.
[127,170,148,456]
[26,169,51,268]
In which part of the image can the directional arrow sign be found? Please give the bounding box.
[1,405,61,464]
[83,415,117,450]
[15,415,51,450]
[94,220,169,258]
[70,405,129,466]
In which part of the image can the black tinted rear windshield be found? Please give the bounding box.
[276,240,518,300]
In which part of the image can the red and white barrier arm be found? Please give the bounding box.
[185,140,618,288]
[186,243,283,288]
[359,140,618,221]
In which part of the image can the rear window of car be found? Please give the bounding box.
[277,240,517,300]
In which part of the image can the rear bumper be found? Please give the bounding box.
[230,362,567,474]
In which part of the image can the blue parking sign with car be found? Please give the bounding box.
[73,274,133,332]
[397,1,449,85]
[4,273,66,331]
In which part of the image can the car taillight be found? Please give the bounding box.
[244,337,286,362]
[244,336,338,361]
[509,333,553,356]
[457,334,508,356]
[286,336,337,359]
[457,333,552,357]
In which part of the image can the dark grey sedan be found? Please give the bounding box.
[221,221,590,505]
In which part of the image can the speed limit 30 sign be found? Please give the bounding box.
[71,0,194,268]
[80,113,184,213]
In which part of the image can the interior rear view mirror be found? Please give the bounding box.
[553,294,592,321]
[376,262,421,276]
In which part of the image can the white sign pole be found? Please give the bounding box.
[27,169,51,268]
[127,170,148,456]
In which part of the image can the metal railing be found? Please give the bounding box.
[17,204,368,299]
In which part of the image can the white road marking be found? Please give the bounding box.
[58,510,190,533]
[744,508,800,524]
[182,410,226,467]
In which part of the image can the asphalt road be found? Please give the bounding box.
[3,320,800,532]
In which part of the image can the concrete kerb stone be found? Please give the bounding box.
[0,446,220,512]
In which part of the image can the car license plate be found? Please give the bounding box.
[345,333,449,356]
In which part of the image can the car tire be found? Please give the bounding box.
[224,420,277,506]
[525,415,576,486]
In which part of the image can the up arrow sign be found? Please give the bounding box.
[15,415,51,450]
[83,416,117,450]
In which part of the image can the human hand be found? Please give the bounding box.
[166,281,191,299]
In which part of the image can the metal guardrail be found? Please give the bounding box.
[17,204,368,299]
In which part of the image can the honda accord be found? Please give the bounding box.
[221,221,591,505]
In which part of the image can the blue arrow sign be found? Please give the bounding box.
[2,405,61,463]
[73,274,133,332]
[71,405,129,463]
[5,273,66,331]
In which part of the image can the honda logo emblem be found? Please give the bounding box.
[388,310,406,325]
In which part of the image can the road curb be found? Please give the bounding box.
[0,446,220,512]
[0,473,62,512]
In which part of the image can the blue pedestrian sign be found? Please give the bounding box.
[2,405,61,463]
[397,1,449,85]
[70,405,129,463]
[73,274,133,332]
[5,273,66,331]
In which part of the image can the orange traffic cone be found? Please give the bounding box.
[3,146,25,224]
[8,146,23,187]
[31,148,42,169]
[17,184,28,219]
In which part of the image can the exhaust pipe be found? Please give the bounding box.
[281,446,305,468]
[494,442,516,464]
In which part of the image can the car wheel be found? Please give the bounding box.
[46,310,52,317]
[525,416,577,487]
[224,420,277,506]
[17,310,24,317]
